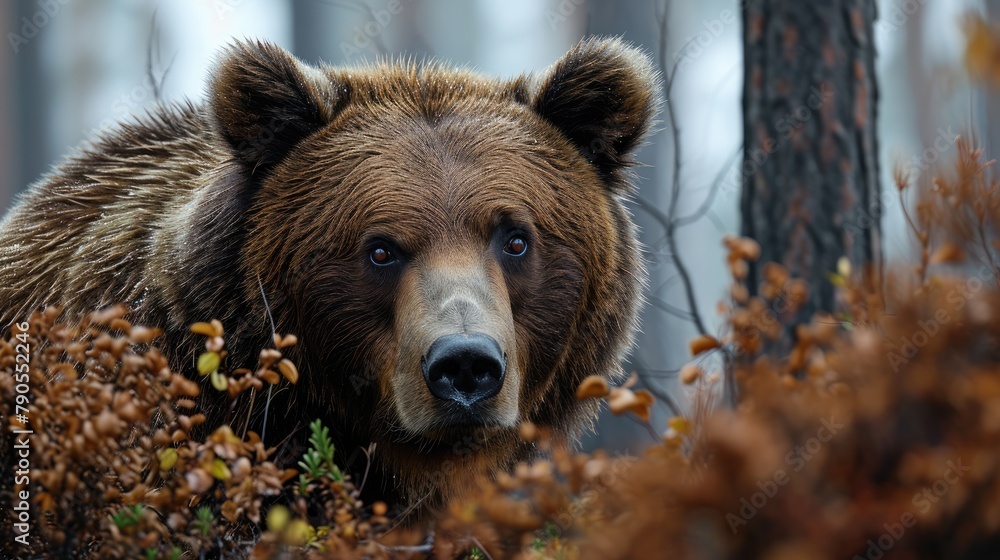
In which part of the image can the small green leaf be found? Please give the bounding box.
[210,369,228,391]
[197,351,221,376]
[111,504,143,529]
[210,458,231,481]
[157,448,178,471]
[192,506,214,536]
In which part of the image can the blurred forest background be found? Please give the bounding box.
[0,0,991,452]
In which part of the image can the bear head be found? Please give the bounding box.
[199,38,659,509]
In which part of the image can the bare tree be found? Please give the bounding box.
[741,0,882,350]
[985,0,1000,157]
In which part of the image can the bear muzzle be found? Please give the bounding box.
[421,333,506,407]
[391,250,521,434]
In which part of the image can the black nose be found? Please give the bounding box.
[422,334,506,406]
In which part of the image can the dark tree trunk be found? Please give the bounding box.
[986,0,1000,157]
[741,0,881,347]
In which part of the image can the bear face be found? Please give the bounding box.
[247,86,622,435]
[210,39,659,473]
[0,38,660,512]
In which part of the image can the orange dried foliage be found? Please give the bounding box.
[966,15,1000,87]
[7,128,1000,559]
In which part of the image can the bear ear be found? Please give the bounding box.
[209,40,344,175]
[532,37,661,182]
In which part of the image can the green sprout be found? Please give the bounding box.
[111,504,144,529]
[298,419,344,494]
[191,506,214,537]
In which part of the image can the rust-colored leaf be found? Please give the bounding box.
[576,375,610,399]
[689,334,722,356]
[608,387,655,421]
[668,416,692,435]
[930,243,965,264]
[221,500,239,523]
[277,359,299,384]
[190,321,222,337]
[680,364,702,385]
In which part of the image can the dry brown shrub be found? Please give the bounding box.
[5,146,1000,558]
[8,20,1000,557]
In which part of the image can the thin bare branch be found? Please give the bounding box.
[145,10,175,103]
[146,10,162,102]
[675,145,742,227]
[357,442,376,495]
[647,295,694,321]
[647,0,710,337]
[651,0,738,408]
[633,363,682,417]
[635,197,709,335]
[257,274,277,442]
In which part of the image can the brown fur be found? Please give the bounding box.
[0,38,660,513]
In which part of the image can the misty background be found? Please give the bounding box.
[0,0,991,451]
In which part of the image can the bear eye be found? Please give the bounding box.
[504,236,528,257]
[370,245,396,266]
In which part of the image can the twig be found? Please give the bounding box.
[146,10,162,101]
[257,274,277,443]
[469,537,495,560]
[705,208,728,232]
[898,187,929,286]
[649,0,710,337]
[376,531,435,555]
[674,145,742,227]
[625,413,664,443]
[647,295,694,320]
[634,197,709,335]
[722,345,736,406]
[633,363,682,417]
[635,367,681,379]
[357,442,376,495]
[145,10,176,103]
[384,490,430,533]
[975,208,1000,290]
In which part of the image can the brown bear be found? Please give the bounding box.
[0,38,659,513]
